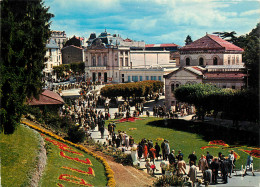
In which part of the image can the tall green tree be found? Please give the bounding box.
[185,35,193,45]
[213,31,238,44]
[243,23,260,91]
[0,0,53,134]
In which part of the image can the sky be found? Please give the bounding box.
[44,0,260,46]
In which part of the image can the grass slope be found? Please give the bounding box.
[0,124,41,186]
[39,134,107,186]
[106,117,260,170]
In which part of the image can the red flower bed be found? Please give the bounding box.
[200,146,220,150]
[58,174,92,186]
[118,117,140,123]
[62,166,95,176]
[60,151,92,165]
[45,136,83,156]
[209,140,229,147]
[239,149,260,159]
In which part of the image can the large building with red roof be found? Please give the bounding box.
[27,90,64,106]
[179,34,244,67]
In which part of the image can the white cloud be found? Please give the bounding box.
[240,9,260,16]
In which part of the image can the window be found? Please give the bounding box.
[151,76,157,80]
[51,64,53,68]
[171,84,175,92]
[92,56,96,66]
[232,86,236,89]
[222,85,226,88]
[186,57,190,66]
[125,58,128,66]
[213,57,218,65]
[146,76,149,80]
[228,56,231,65]
[236,56,239,64]
[98,56,101,66]
[199,57,204,66]
[232,56,235,65]
[158,76,161,81]
[120,51,124,56]
[128,76,131,82]
[132,76,138,82]
[139,76,143,81]
[120,58,123,67]
[176,84,179,88]
[103,56,107,66]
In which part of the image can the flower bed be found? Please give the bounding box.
[117,117,140,123]
[22,120,115,187]
[209,140,229,147]
[200,146,220,150]
[239,149,260,159]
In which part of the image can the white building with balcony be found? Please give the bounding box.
[43,39,62,80]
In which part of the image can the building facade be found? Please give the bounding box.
[61,45,84,64]
[50,31,67,49]
[85,31,175,84]
[43,39,62,80]
[179,34,243,67]
[164,34,246,109]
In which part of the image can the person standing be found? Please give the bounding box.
[211,158,219,184]
[161,140,166,160]
[228,150,235,178]
[198,155,208,174]
[177,156,186,176]
[168,150,176,167]
[188,161,197,187]
[143,143,148,160]
[155,142,161,160]
[137,143,143,160]
[203,166,212,186]
[220,155,229,184]
[176,150,184,161]
[164,140,170,161]
[160,160,167,175]
[244,152,255,176]
[206,151,213,169]
[188,151,197,166]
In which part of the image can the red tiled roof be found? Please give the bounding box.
[27,90,64,105]
[204,72,246,80]
[180,34,244,52]
[145,43,179,48]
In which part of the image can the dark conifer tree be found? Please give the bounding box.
[0,0,54,134]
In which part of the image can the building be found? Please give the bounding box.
[50,31,67,49]
[145,43,180,64]
[164,34,246,109]
[43,39,62,80]
[84,30,175,83]
[61,45,84,64]
[179,34,244,67]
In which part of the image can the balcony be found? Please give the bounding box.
[88,66,107,70]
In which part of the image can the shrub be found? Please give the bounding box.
[153,175,185,187]
[67,126,85,143]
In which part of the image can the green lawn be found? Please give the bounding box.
[0,124,41,186]
[106,117,260,170]
[39,134,107,186]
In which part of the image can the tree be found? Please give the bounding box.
[243,23,260,91]
[185,35,193,45]
[0,0,53,134]
[213,31,238,44]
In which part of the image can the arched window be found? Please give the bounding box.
[98,56,101,66]
[92,56,96,66]
[171,84,175,92]
[199,57,204,66]
[186,57,190,66]
[213,57,218,65]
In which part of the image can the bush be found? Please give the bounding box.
[153,175,185,187]
[67,126,85,143]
